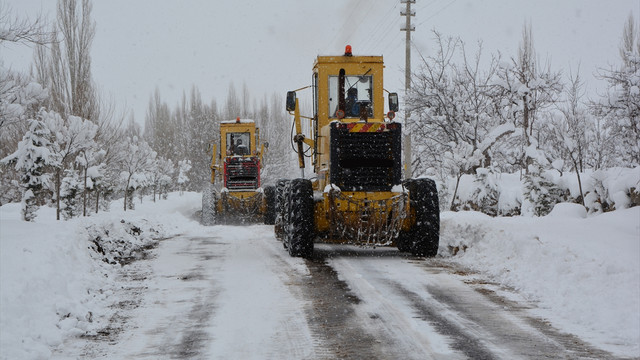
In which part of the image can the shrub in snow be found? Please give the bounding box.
[585,169,612,214]
[523,162,566,217]
[86,219,163,266]
[471,168,499,216]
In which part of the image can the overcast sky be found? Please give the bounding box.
[1,0,638,127]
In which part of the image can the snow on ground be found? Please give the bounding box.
[440,204,640,357]
[1,192,639,358]
[0,194,192,360]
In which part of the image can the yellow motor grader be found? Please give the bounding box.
[276,45,439,257]
[202,118,276,225]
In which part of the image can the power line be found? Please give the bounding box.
[361,1,400,53]
[416,0,457,27]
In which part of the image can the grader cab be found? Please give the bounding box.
[276,45,440,257]
[201,118,276,225]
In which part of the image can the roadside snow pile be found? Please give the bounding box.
[86,219,163,265]
[0,192,198,360]
[440,205,640,357]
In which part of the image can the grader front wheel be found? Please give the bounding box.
[402,178,440,257]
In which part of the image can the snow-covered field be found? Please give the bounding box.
[1,192,639,359]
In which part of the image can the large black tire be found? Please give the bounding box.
[263,185,276,225]
[285,178,314,258]
[401,178,440,257]
[274,179,288,240]
[201,184,217,226]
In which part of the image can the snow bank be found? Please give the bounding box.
[0,192,200,360]
[445,166,640,216]
[440,207,640,357]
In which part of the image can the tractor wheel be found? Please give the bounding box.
[403,178,440,257]
[263,185,276,225]
[274,179,288,241]
[395,232,412,253]
[201,184,217,226]
[285,178,314,258]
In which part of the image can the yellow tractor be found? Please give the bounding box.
[277,45,439,257]
[202,117,275,225]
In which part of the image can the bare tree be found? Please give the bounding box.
[0,1,51,45]
[34,0,98,122]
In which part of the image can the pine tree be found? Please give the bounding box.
[60,168,81,220]
[523,161,564,216]
[472,168,499,216]
[1,117,56,221]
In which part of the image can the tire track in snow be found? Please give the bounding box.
[301,250,386,359]
[320,246,626,359]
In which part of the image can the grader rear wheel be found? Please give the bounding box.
[263,185,276,225]
[201,184,217,226]
[274,179,288,241]
[285,178,314,258]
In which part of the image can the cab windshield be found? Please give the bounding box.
[226,132,251,156]
[328,75,373,118]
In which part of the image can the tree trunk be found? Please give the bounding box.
[56,169,61,220]
[450,173,463,211]
[523,96,533,173]
[573,157,585,207]
[124,176,131,211]
[82,166,87,216]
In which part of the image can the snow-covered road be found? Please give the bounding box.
[52,224,623,359]
[3,193,637,359]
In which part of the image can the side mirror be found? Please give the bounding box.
[388,92,399,113]
[286,91,297,112]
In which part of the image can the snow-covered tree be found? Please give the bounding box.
[545,69,591,206]
[45,112,98,220]
[493,22,563,172]
[120,135,156,211]
[148,157,174,201]
[1,116,56,221]
[0,65,48,205]
[60,168,81,219]
[592,14,640,167]
[406,31,517,207]
[177,159,192,195]
[76,148,105,216]
[258,93,296,185]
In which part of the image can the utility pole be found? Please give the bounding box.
[401,0,415,94]
[401,0,415,179]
